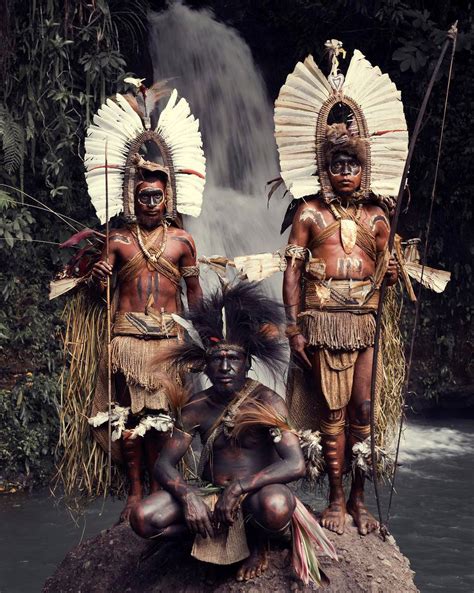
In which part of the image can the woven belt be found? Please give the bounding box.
[113,311,179,338]
[303,278,379,312]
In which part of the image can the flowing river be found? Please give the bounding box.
[0,419,473,592]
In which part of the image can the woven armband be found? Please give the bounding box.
[284,244,308,267]
[180,265,200,278]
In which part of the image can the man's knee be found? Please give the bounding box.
[252,484,295,532]
[129,501,148,537]
[354,400,371,426]
[349,400,371,442]
[320,407,346,436]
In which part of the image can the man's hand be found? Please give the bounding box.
[182,491,214,538]
[385,257,399,286]
[214,481,243,527]
[289,333,311,368]
[92,260,113,280]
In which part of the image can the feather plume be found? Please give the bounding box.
[404,263,451,293]
[84,83,205,223]
[275,47,408,203]
[233,252,287,282]
[167,282,287,380]
[232,399,291,439]
[120,93,142,117]
[171,314,205,350]
[274,54,329,200]
[296,429,324,483]
[291,499,338,586]
[49,277,81,300]
[344,49,408,198]
[129,413,175,439]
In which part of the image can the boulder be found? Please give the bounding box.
[43,514,418,593]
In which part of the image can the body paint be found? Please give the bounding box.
[171,236,196,258]
[299,208,327,229]
[336,257,363,278]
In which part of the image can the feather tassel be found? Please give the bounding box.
[291,499,338,585]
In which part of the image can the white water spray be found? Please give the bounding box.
[149,3,289,264]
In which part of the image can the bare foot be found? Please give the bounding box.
[320,500,346,535]
[119,493,142,523]
[347,498,378,535]
[236,543,268,581]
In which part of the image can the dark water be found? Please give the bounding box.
[0,419,473,593]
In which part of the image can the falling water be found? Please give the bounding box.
[148,3,289,263]
[149,3,291,392]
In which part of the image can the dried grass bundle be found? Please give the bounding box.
[376,285,405,477]
[53,290,125,506]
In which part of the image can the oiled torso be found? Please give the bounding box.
[110,225,196,313]
[183,387,282,487]
[296,198,389,280]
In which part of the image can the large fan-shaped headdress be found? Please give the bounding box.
[84,83,206,224]
[274,41,408,210]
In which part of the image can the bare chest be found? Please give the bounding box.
[115,232,184,268]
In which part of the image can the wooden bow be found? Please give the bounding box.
[368,22,458,538]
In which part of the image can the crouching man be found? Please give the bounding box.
[130,282,336,584]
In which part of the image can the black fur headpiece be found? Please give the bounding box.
[172,281,287,377]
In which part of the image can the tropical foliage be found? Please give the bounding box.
[0,0,148,488]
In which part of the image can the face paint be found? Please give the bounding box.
[134,179,167,229]
[328,153,362,196]
[205,348,249,395]
[137,189,165,207]
[329,159,361,176]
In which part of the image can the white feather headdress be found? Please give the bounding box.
[84,87,206,224]
[274,44,408,209]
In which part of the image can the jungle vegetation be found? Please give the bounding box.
[0,0,472,489]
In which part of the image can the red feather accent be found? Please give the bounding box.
[177,168,206,180]
[60,228,104,248]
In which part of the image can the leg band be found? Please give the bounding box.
[349,422,371,442]
[320,412,346,436]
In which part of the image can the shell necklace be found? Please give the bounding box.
[135,222,168,264]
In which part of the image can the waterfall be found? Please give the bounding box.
[148,3,289,267]
[149,3,290,391]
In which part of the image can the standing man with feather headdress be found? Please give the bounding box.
[277,43,406,536]
[53,81,206,521]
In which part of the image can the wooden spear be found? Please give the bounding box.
[105,138,112,489]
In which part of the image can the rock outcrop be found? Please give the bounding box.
[43,514,418,593]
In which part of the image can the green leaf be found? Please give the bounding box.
[4,229,14,247]
[0,190,15,211]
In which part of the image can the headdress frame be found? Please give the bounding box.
[123,131,177,222]
[274,49,408,209]
[315,94,372,201]
[84,88,206,225]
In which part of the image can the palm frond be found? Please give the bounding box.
[0,106,26,175]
